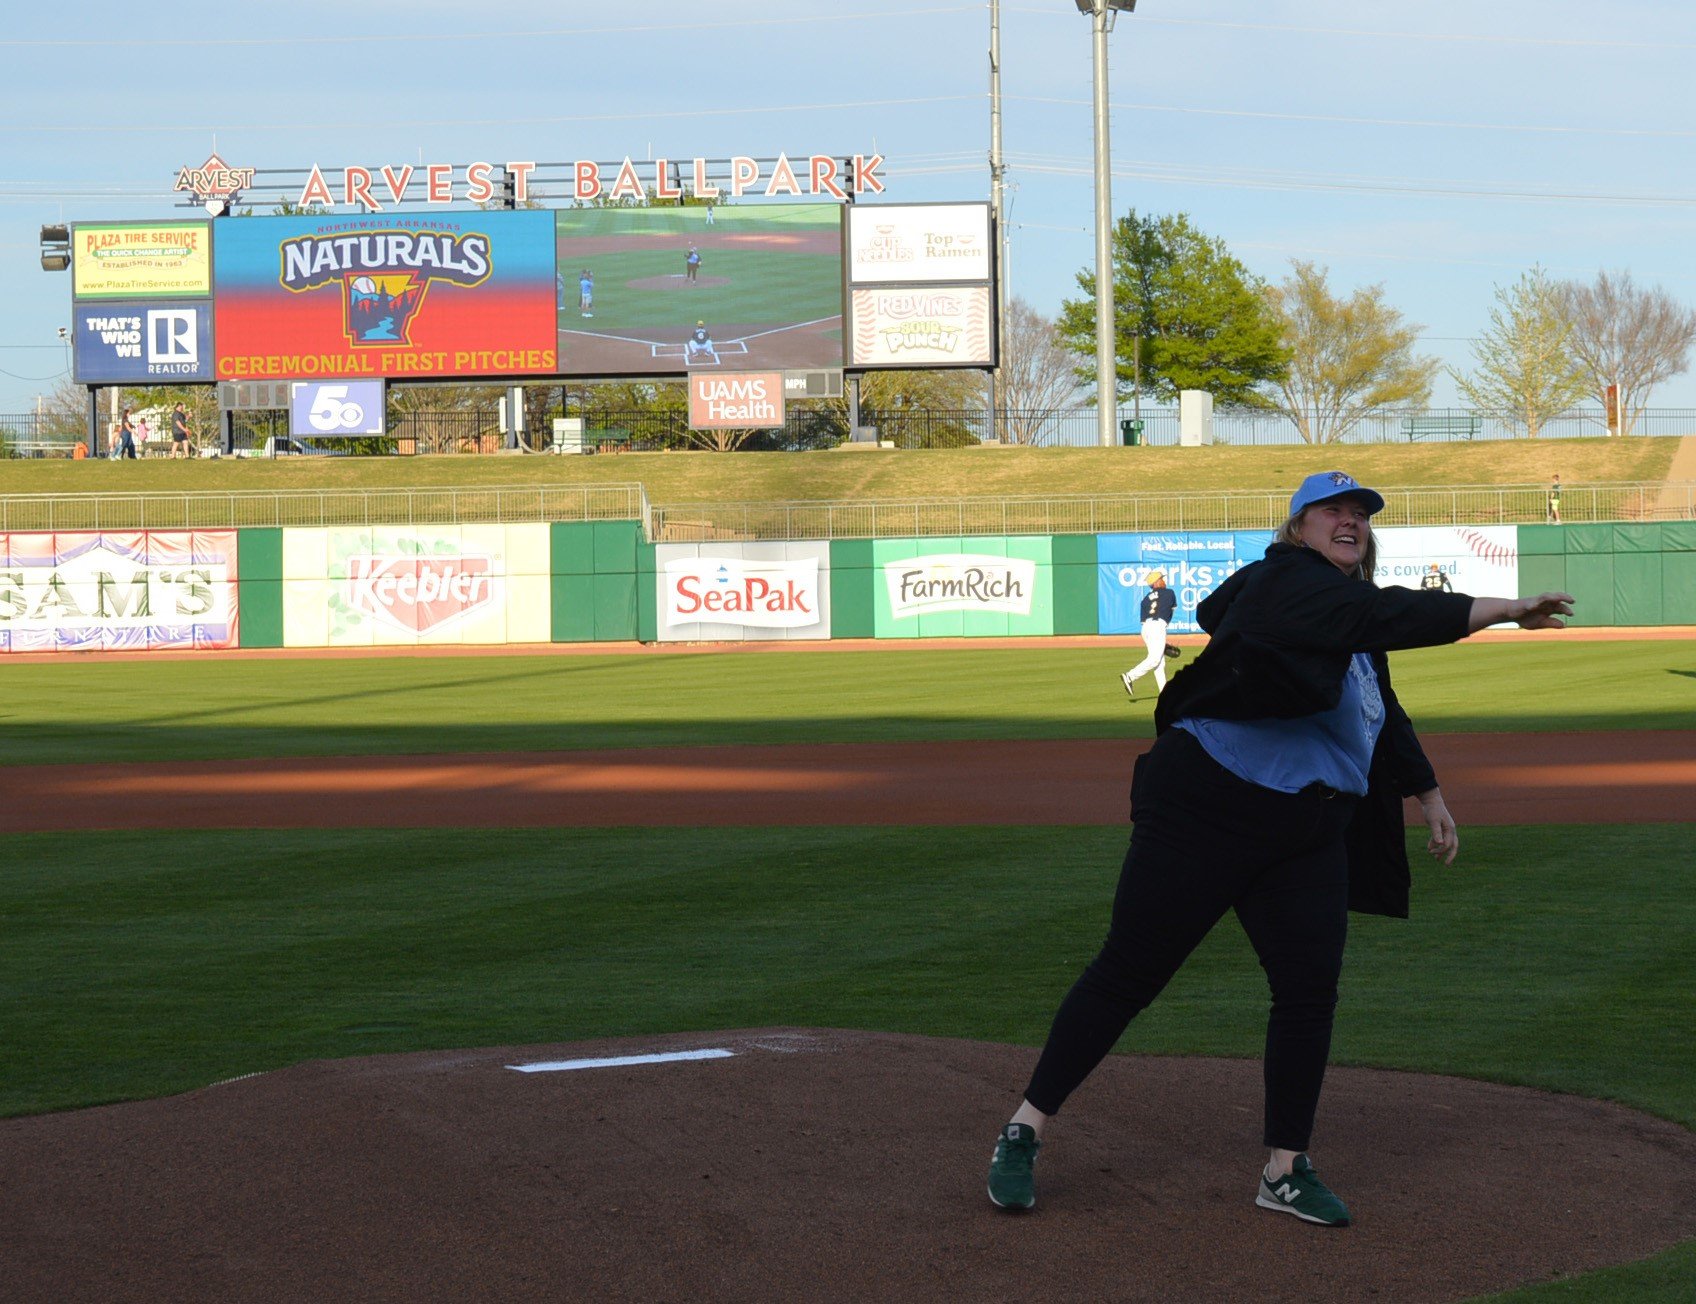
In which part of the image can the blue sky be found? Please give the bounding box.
[4,0,1694,414]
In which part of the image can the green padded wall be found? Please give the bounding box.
[238,528,284,649]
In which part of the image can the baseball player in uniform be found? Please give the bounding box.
[1121,570,1177,697]
[1420,564,1453,593]
[578,270,594,317]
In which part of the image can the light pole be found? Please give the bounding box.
[1075,0,1137,447]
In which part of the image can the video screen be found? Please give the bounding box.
[555,203,843,377]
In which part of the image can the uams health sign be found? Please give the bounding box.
[688,372,785,429]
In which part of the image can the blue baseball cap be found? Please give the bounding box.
[1288,470,1385,517]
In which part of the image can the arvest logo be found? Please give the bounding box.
[348,553,495,634]
[664,557,819,629]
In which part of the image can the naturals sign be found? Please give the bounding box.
[214,211,558,381]
[0,530,238,652]
[884,553,1036,619]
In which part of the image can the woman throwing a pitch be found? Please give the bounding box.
[987,470,1573,1226]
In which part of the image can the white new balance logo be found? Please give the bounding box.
[1275,1182,1302,1202]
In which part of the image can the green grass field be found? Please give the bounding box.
[2,640,1692,1297]
[0,429,1678,504]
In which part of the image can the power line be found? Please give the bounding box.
[1012,94,1696,140]
[0,7,980,48]
[10,95,979,135]
[1004,6,1696,52]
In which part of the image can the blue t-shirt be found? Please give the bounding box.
[1175,652,1385,795]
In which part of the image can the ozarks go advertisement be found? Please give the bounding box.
[213,211,559,382]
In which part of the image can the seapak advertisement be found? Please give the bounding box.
[280,525,550,646]
[656,543,831,642]
[0,530,238,652]
[214,211,558,382]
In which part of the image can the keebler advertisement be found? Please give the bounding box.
[213,211,558,381]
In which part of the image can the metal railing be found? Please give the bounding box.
[10,405,1693,457]
[0,484,649,532]
[650,482,1696,542]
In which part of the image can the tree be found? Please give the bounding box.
[1058,210,1288,408]
[996,298,1083,445]
[1448,266,1587,439]
[1555,270,1696,434]
[1263,261,1436,443]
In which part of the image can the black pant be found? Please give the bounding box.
[1024,727,1356,1150]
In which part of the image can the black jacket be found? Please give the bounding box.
[1152,543,1475,918]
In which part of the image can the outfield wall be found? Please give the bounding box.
[1,522,1689,651]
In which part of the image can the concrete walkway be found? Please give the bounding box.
[1656,433,1696,517]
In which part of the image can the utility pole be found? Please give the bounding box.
[989,0,1008,443]
[1089,0,1116,447]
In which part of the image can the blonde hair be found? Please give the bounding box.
[1279,510,1378,584]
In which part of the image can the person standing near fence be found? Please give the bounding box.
[116,408,138,460]
[1121,570,1176,698]
[1547,475,1562,523]
[986,469,1575,1227]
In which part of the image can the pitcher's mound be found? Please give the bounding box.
[628,274,731,291]
[3,1029,1692,1302]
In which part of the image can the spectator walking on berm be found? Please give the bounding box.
[170,402,193,458]
[1121,570,1176,698]
[115,407,138,460]
[1548,474,1562,523]
[986,469,1575,1228]
[685,246,701,283]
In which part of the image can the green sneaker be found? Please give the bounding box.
[987,1123,1041,1211]
[1256,1154,1351,1227]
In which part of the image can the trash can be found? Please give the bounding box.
[1120,418,1144,447]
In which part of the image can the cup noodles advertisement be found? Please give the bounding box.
[281,525,549,646]
[657,543,831,642]
[0,530,238,652]
[846,204,992,284]
[850,287,994,368]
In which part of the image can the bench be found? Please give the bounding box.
[588,427,633,453]
[1401,414,1480,442]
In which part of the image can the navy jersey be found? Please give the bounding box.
[1140,587,1176,623]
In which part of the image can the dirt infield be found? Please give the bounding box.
[5,730,1693,833]
[6,727,1694,1300]
[5,1029,1694,1303]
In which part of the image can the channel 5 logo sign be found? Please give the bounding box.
[289,380,386,437]
[73,301,213,383]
